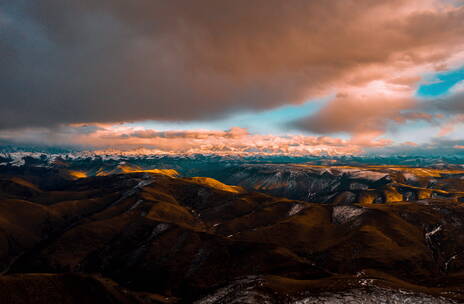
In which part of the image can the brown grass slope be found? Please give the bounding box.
[0,171,463,302]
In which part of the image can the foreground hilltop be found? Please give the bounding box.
[0,169,464,303]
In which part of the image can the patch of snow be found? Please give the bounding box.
[332,206,366,225]
[288,204,306,216]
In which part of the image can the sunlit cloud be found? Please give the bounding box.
[1,0,464,155]
[0,124,392,155]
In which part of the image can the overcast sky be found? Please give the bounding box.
[1,0,464,155]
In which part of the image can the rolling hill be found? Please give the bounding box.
[0,168,463,303]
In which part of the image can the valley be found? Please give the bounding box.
[1,156,464,303]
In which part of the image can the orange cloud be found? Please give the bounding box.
[0,123,395,155]
[64,125,397,155]
[1,0,464,133]
[294,82,415,135]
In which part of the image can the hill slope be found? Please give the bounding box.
[0,170,463,303]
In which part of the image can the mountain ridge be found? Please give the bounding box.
[0,168,464,302]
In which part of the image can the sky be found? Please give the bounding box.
[1,0,464,155]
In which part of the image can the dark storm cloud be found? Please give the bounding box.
[431,91,464,113]
[1,0,464,130]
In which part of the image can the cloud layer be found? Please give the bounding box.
[1,0,464,137]
[0,124,391,155]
